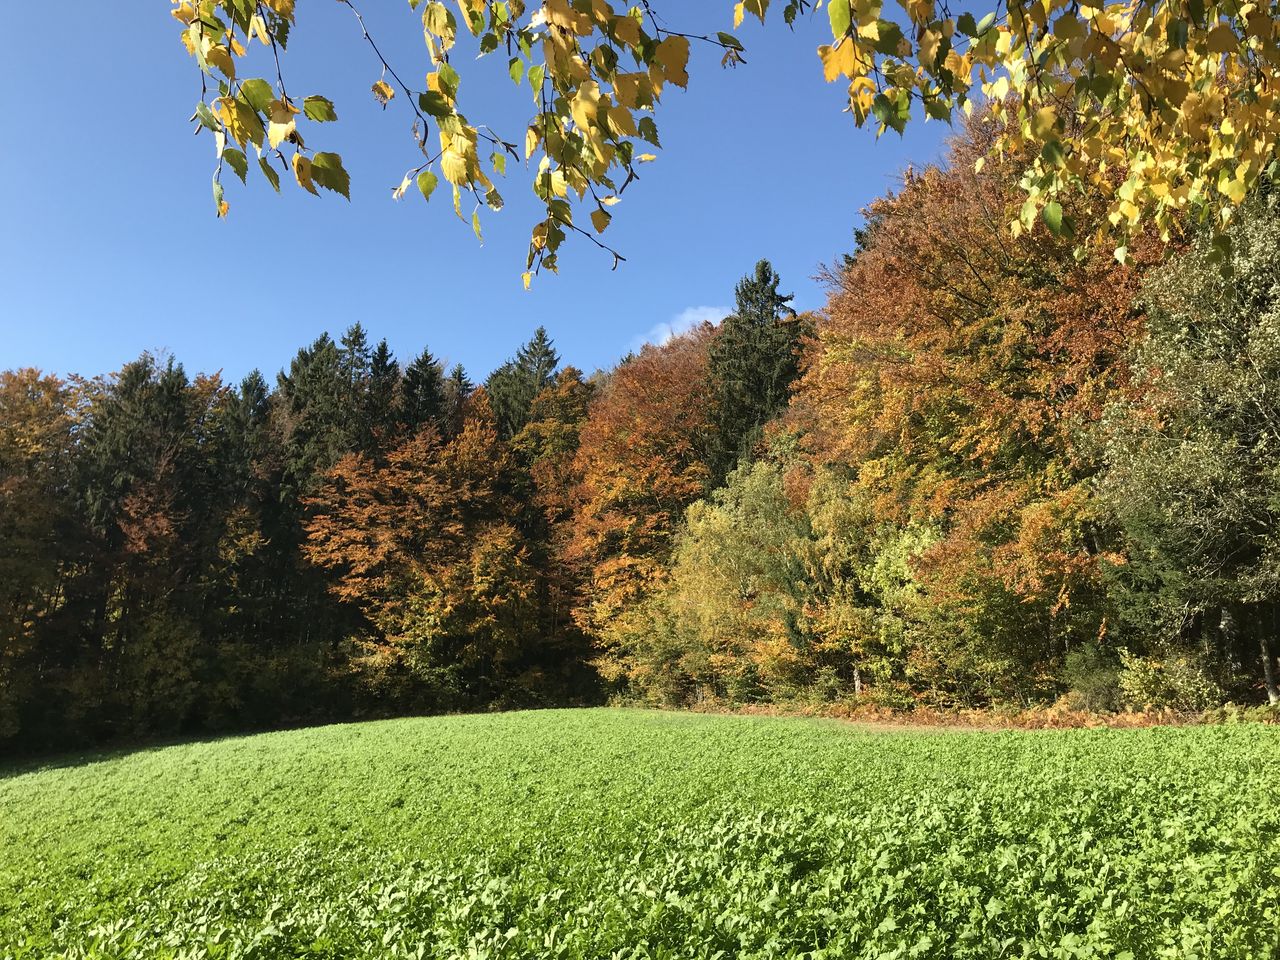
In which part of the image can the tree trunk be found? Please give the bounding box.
[1262,625,1280,706]
[1221,605,1241,673]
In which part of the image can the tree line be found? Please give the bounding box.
[5,124,1280,752]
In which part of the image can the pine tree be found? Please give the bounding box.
[277,334,350,496]
[706,260,802,486]
[338,323,372,392]
[442,364,474,439]
[400,349,446,434]
[486,327,560,438]
[365,339,400,449]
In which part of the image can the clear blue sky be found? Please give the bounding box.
[0,3,949,384]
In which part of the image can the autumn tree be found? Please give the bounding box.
[790,121,1155,702]
[565,326,716,674]
[509,367,598,668]
[304,392,569,707]
[0,371,80,740]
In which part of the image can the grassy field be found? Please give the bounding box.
[1,710,1277,959]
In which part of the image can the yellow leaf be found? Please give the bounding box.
[607,104,637,137]
[522,271,533,290]
[1030,105,1058,139]
[293,153,319,195]
[267,99,299,150]
[525,126,541,159]
[655,36,690,88]
[372,80,396,106]
[441,148,469,185]
[262,0,295,20]
[213,97,264,149]
[591,208,611,233]
[637,153,658,162]
[1206,24,1238,54]
[743,0,768,24]
[819,41,858,82]
[611,13,641,48]
[570,80,601,131]
[734,2,745,28]
[205,45,236,80]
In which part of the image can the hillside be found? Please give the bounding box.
[2,710,1277,958]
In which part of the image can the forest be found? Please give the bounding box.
[5,124,1280,753]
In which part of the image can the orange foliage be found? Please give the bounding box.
[563,327,716,639]
[792,125,1157,626]
[304,391,539,687]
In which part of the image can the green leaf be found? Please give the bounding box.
[472,210,484,243]
[871,20,904,55]
[957,12,977,35]
[528,63,545,96]
[1042,200,1063,235]
[239,78,274,114]
[224,148,249,184]
[259,156,281,192]
[418,91,453,118]
[437,62,461,99]
[194,100,220,132]
[828,0,851,38]
[638,116,661,147]
[716,31,744,51]
[508,57,525,85]
[417,170,439,201]
[212,176,225,215]
[924,99,951,121]
[310,152,351,199]
[303,96,338,122]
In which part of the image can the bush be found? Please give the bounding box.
[1118,650,1224,712]
[1202,702,1280,725]
[1062,644,1122,712]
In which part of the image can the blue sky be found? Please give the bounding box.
[0,2,950,384]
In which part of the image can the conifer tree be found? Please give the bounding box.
[400,349,447,435]
[441,365,475,440]
[706,260,802,486]
[486,327,560,439]
[277,334,350,496]
[365,340,400,447]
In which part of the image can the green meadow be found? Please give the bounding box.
[2,710,1277,959]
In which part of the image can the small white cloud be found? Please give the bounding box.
[630,305,730,352]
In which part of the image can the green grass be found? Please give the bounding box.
[1,709,1277,959]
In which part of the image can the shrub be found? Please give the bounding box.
[1062,644,1122,712]
[1118,649,1224,712]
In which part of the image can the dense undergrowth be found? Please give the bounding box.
[2,709,1277,959]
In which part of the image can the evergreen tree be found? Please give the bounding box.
[364,339,400,450]
[338,323,372,393]
[486,327,560,438]
[276,334,349,496]
[400,349,446,434]
[1099,197,1280,705]
[706,260,803,485]
[442,363,475,439]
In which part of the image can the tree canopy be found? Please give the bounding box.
[175,0,1280,275]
